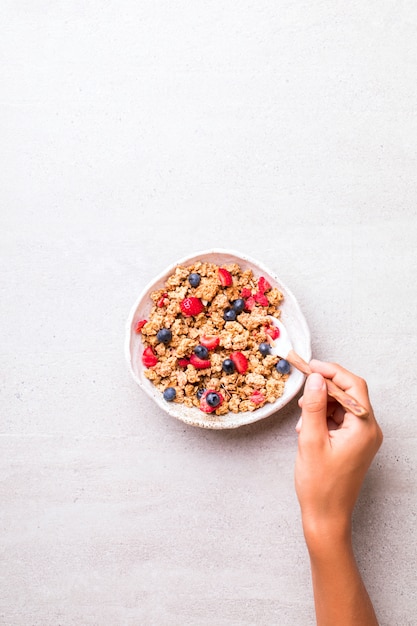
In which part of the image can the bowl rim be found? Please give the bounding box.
[125,248,311,429]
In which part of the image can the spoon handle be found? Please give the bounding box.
[287,350,369,419]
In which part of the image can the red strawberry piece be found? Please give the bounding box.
[240,287,252,298]
[265,325,280,340]
[244,296,256,311]
[180,297,204,317]
[250,390,265,405]
[254,291,269,307]
[230,351,248,374]
[200,334,220,350]
[142,346,158,368]
[190,354,211,369]
[135,319,147,333]
[177,358,191,367]
[157,293,168,307]
[218,267,233,287]
[199,389,224,413]
[258,276,272,293]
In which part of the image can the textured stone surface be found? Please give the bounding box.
[1,1,417,624]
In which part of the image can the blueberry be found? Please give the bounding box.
[276,359,291,375]
[163,387,176,402]
[223,308,237,322]
[196,388,206,400]
[188,273,201,287]
[259,342,271,356]
[156,328,172,344]
[206,392,220,407]
[194,344,209,359]
[232,298,245,314]
[222,358,235,374]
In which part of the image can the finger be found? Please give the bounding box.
[300,396,339,415]
[331,404,345,426]
[297,413,341,433]
[300,373,329,442]
[327,417,340,431]
[309,359,361,391]
[309,359,373,417]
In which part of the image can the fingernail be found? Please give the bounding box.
[306,372,325,390]
[295,416,302,430]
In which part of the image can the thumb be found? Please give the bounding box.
[300,373,328,441]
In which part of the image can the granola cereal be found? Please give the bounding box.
[136,262,290,416]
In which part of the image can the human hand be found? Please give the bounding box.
[295,360,383,544]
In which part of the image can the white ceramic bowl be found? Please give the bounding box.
[125,249,311,429]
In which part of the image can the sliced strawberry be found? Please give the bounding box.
[200,334,220,350]
[180,297,204,317]
[190,354,211,369]
[218,267,233,287]
[254,291,269,307]
[244,296,256,311]
[240,287,252,298]
[177,358,191,367]
[135,319,147,333]
[250,390,265,405]
[157,293,168,307]
[265,325,280,340]
[230,351,248,374]
[199,389,224,413]
[142,346,158,367]
[258,276,271,293]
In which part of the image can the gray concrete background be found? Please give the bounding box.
[1,1,416,625]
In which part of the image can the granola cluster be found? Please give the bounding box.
[136,261,290,416]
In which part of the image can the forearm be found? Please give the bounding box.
[296,363,382,625]
[305,524,379,626]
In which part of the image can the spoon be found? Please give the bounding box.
[267,316,369,419]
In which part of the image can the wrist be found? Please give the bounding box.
[301,513,352,557]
